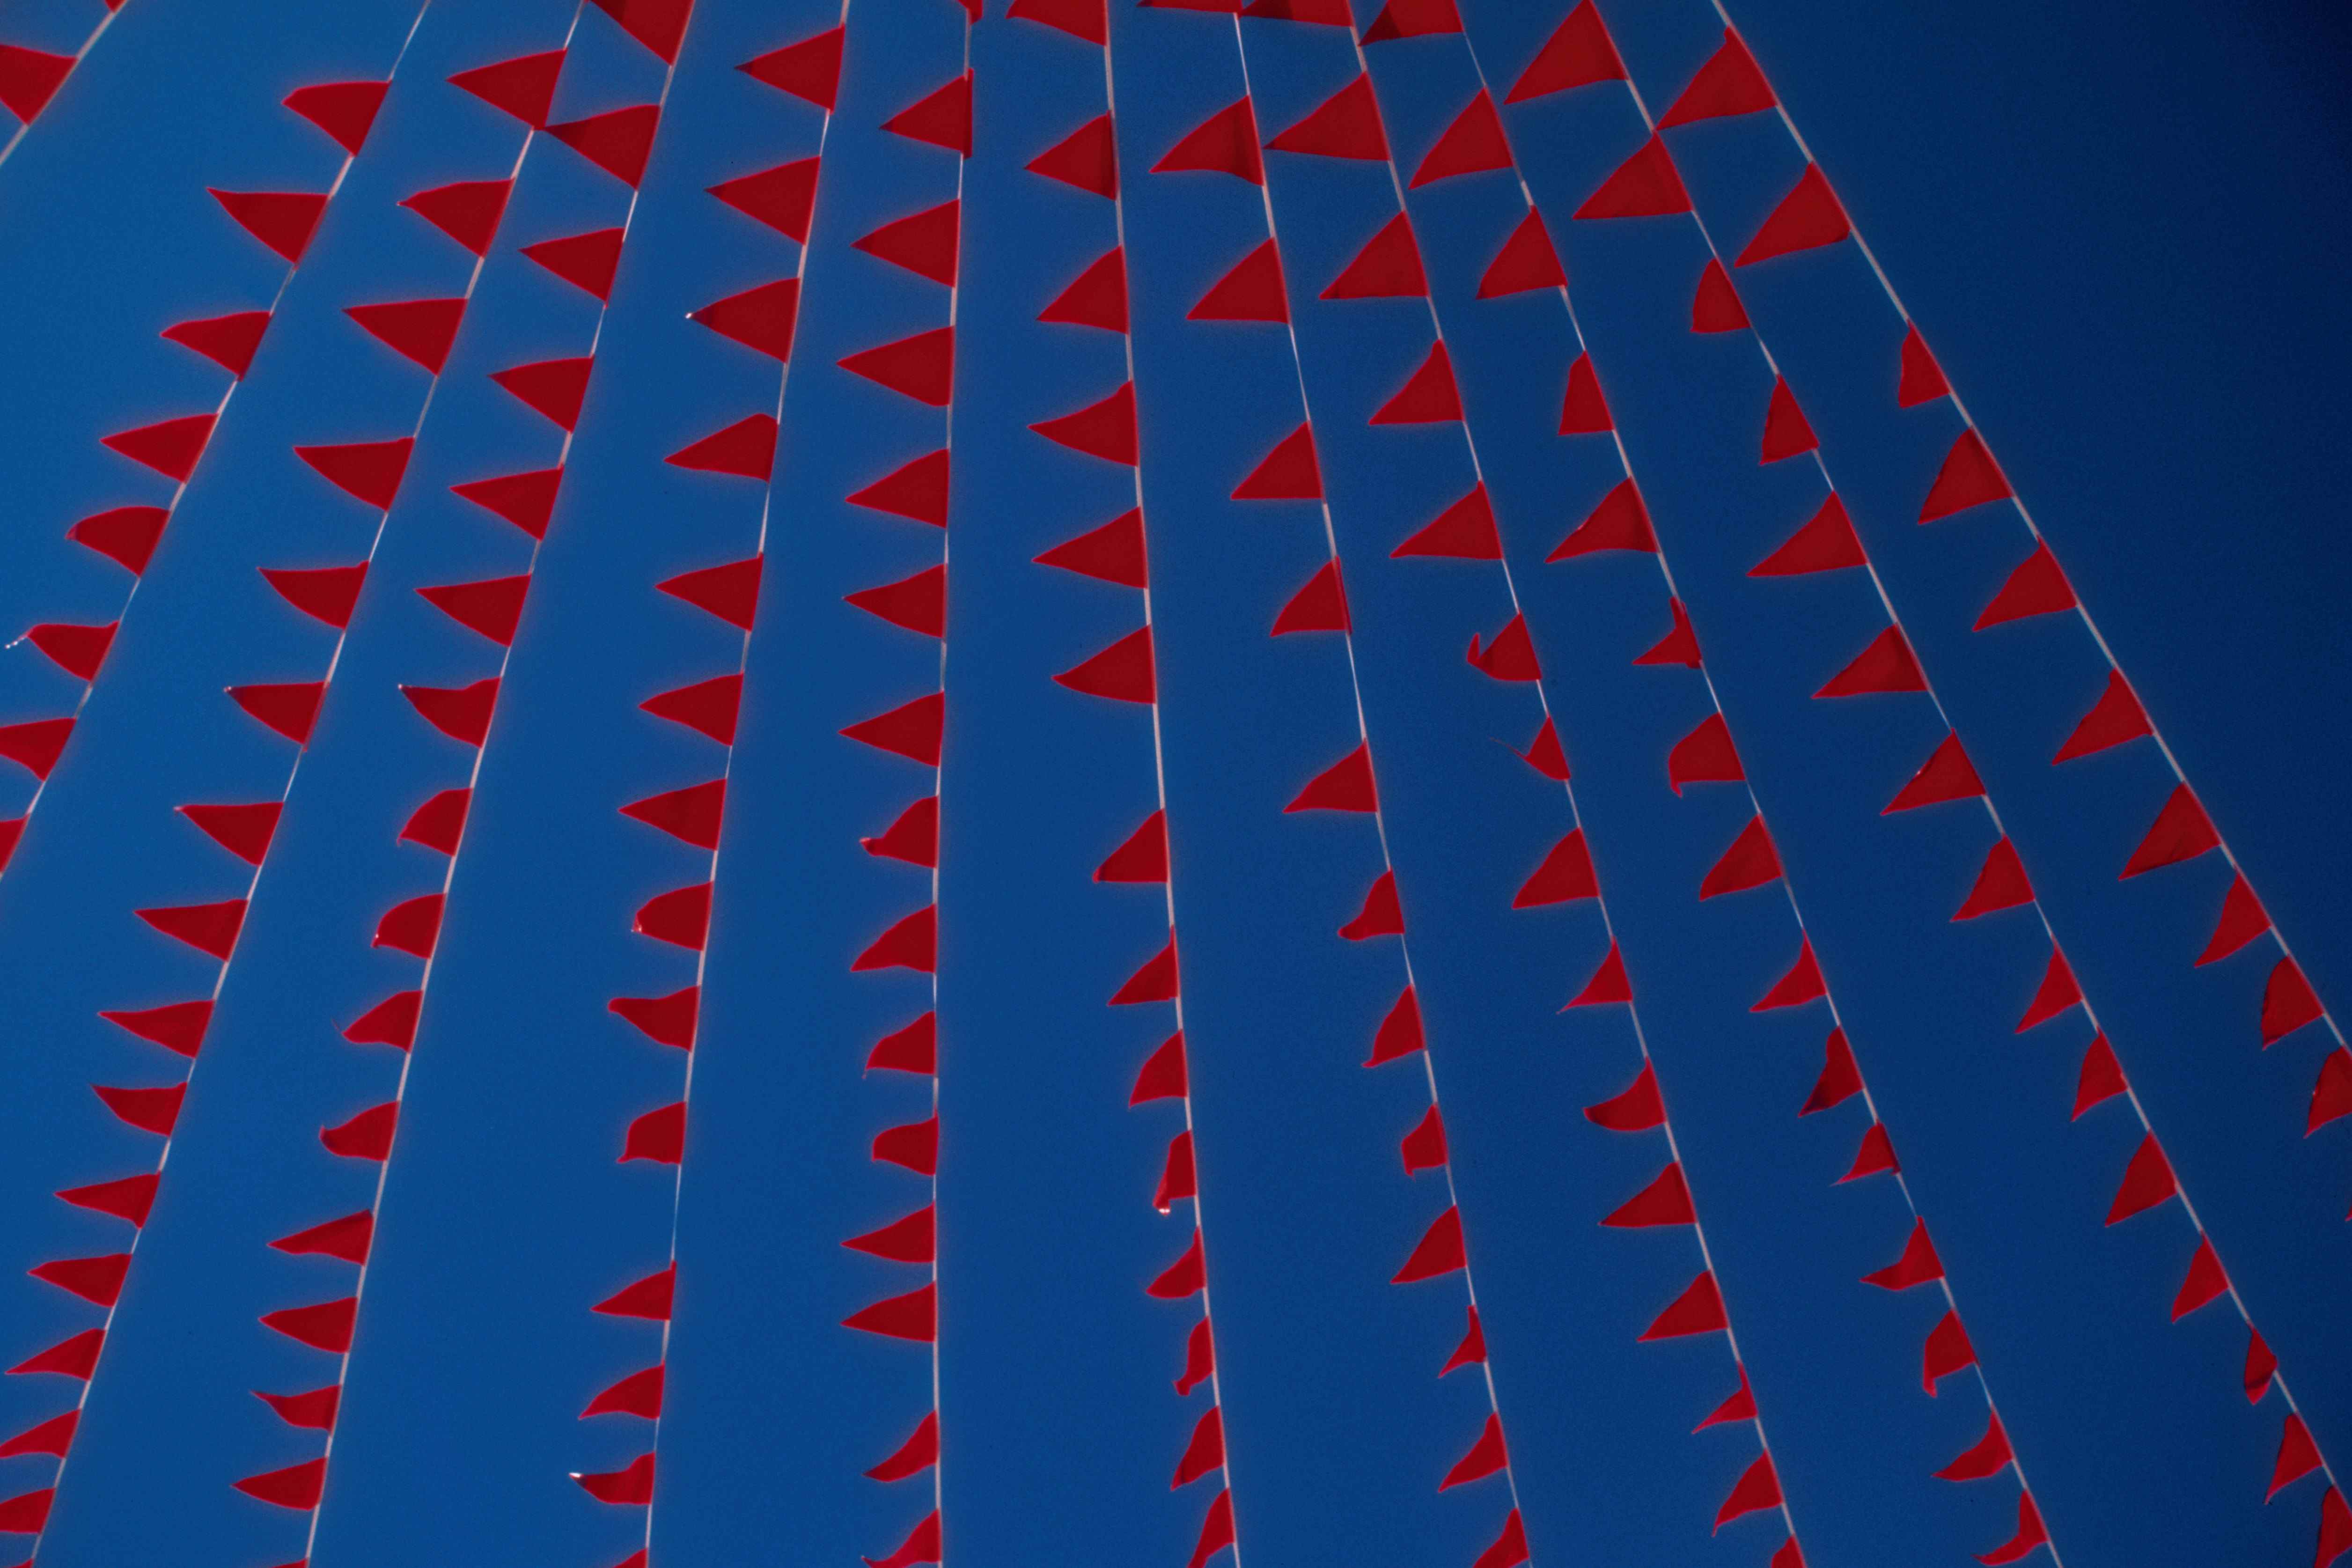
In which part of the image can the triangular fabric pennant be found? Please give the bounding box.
[1439,1414,1509,1490]
[1935,1411,2014,1482]
[1516,714,1570,780]
[1111,936,1179,1005]
[162,309,272,377]
[92,1081,188,1136]
[1760,378,1818,462]
[1441,1305,1487,1375]
[1815,626,1925,697]
[1602,1162,1694,1228]
[1399,1105,1447,1173]
[846,564,947,639]
[882,72,973,156]
[853,199,961,286]
[69,505,169,575]
[1840,1122,1899,1183]
[2072,1033,2127,1119]
[271,1210,374,1264]
[1031,383,1138,464]
[610,986,698,1050]
[1924,1309,1977,1394]
[842,692,944,766]
[57,1172,160,1227]
[1974,542,2076,628]
[740,26,845,110]
[843,1204,935,1263]
[2054,670,2152,762]
[320,1101,399,1161]
[709,158,820,243]
[1668,712,1742,795]
[1800,1028,1861,1115]
[489,356,594,430]
[1042,247,1129,331]
[2262,958,2325,1047]
[1955,838,2035,921]
[2171,1237,2228,1320]
[1171,1406,1224,1486]
[1186,1491,1235,1568]
[642,674,742,744]
[690,278,801,362]
[521,228,625,301]
[1028,112,1119,197]
[1472,1509,1531,1568]
[27,620,118,681]
[1546,478,1654,559]
[620,780,727,850]
[595,1265,677,1320]
[1357,0,1459,40]
[1477,209,1567,297]
[1322,213,1427,300]
[1147,1231,1206,1299]
[1714,1453,1782,1532]
[1036,508,1146,586]
[1285,743,1376,812]
[1697,1368,1757,1430]
[1365,986,1425,1067]
[868,1011,937,1074]
[234,1458,327,1510]
[1233,424,1322,500]
[259,1297,356,1353]
[1392,1206,1465,1283]
[1633,598,1703,668]
[1507,1,1624,101]
[1266,73,1387,161]
[1563,942,1631,1009]
[1467,614,1540,680]
[30,1255,130,1306]
[1131,1032,1187,1106]
[451,467,564,537]
[1189,240,1286,323]
[588,0,692,63]
[372,893,445,958]
[449,50,566,127]
[548,104,662,187]
[208,188,328,263]
[1009,0,1108,43]
[98,1000,213,1058]
[1699,816,1780,900]
[1370,341,1459,423]
[1393,483,1500,559]
[582,1365,665,1421]
[1898,324,1950,406]
[1573,136,1690,219]
[102,414,215,482]
[1639,1271,1726,1340]
[1737,165,1850,265]
[1153,98,1263,184]
[1053,626,1155,703]
[1513,830,1597,908]
[1919,429,2011,523]
[1861,1219,1943,1289]
[0,45,75,126]
[667,414,779,479]
[398,178,513,255]
[1753,939,1827,1011]
[1976,1494,2048,1566]
[1411,92,1509,187]
[137,899,247,960]
[1692,259,1750,332]
[1658,29,1776,127]
[2120,785,2218,878]
[401,677,500,747]
[2014,947,2082,1031]
[1095,810,1168,884]
[1339,869,1404,941]
[295,437,413,510]
[1272,559,1349,634]
[229,682,325,745]
[418,574,529,645]
[1586,1061,1664,1132]
[1885,732,1984,813]
[1558,353,1611,434]
[2317,1488,2352,1568]
[852,906,937,973]
[841,327,955,406]
[849,449,951,526]
[571,1453,657,1506]
[344,990,421,1048]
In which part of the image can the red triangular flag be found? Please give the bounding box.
[1392,1206,1465,1283]
[1399,1104,1447,1174]
[2014,948,2082,1031]
[2120,785,2218,877]
[548,104,662,187]
[2072,1033,2126,1119]
[643,675,741,745]
[1036,508,1146,586]
[1699,816,1780,899]
[883,72,973,156]
[690,278,801,362]
[1266,73,1387,160]
[1563,942,1632,1008]
[1955,838,2036,921]
[102,414,215,482]
[1974,542,2075,628]
[228,681,324,744]
[853,906,938,973]
[1573,136,1690,219]
[1009,0,1108,42]
[1714,1452,1782,1531]
[741,26,844,110]
[1659,30,1775,127]
[709,158,819,243]
[854,199,961,286]
[1054,626,1155,703]
[1370,341,1459,423]
[847,565,947,639]
[1753,939,1827,1011]
[162,310,271,377]
[1919,429,2010,523]
[521,228,625,301]
[1394,483,1501,559]
[449,50,565,127]
[1468,615,1541,680]
[1840,1122,1899,1183]
[401,677,500,746]
[2197,875,2270,965]
[2263,959,2325,1046]
[1559,353,1611,434]
[2105,1134,2176,1224]
[451,467,564,537]
[1411,92,1509,187]
[1233,424,1321,500]
[0,45,75,125]
[1096,810,1167,884]
[1815,625,1924,697]
[1154,98,1263,184]
[1935,1410,2014,1482]
[1031,383,1138,464]
[1441,1304,1487,1375]
[1440,1413,1509,1490]
[1365,986,1425,1067]
[418,574,530,645]
[489,357,594,431]
[588,0,691,62]
[1668,712,1742,795]
[399,178,513,255]
[209,189,328,263]
[1171,1406,1223,1487]
[1885,732,1984,813]
[1860,1219,1943,1289]
[1132,1032,1188,1106]
[1111,937,1179,1005]
[1477,209,1566,297]
[1190,240,1286,323]
[2054,670,2151,762]
[1586,1061,1663,1132]
[1286,743,1376,812]
[1514,831,1597,908]
[69,505,169,575]
[295,437,412,510]
[841,328,955,406]
[285,79,389,154]
[1042,247,1129,331]
[1692,259,1750,332]
[1272,560,1348,634]
[2171,1237,2228,1320]
[1507,1,1624,102]
[1800,1028,1861,1115]
[842,692,944,766]
[1602,1162,1694,1228]
[1516,715,1570,780]
[1898,324,1950,407]
[1639,1270,1726,1340]
[659,557,763,629]
[1322,213,1427,300]
[1339,869,1403,940]
[1737,165,1849,265]
[849,449,951,527]
[1760,378,1818,462]
[27,621,117,682]
[1546,478,1654,559]
[137,898,246,960]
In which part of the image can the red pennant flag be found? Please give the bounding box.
[1839,1123,1899,1183]
[2105,1134,2176,1224]
[1393,1206,1466,1283]
[1738,165,1849,265]
[888,75,980,160]
[1154,1130,1198,1213]
[99,1000,213,1058]
[2197,874,2270,965]
[1286,743,1376,813]
[0,716,74,780]
[571,1452,656,1506]
[418,574,529,645]
[588,0,691,62]
[1885,732,1984,813]
[842,328,956,406]
[1441,1305,1487,1375]
[0,45,74,125]
[297,437,412,509]
[862,1508,942,1568]
[1400,1105,1447,1174]
[1632,597,1703,669]
[235,1458,326,1510]
[490,357,594,431]
[1692,259,1750,332]
[1754,939,1827,1011]
[1272,560,1350,635]
[1187,1490,1235,1568]
[620,779,727,850]
[1975,543,2075,628]
[1574,136,1690,219]
[1559,353,1612,434]
[709,158,819,243]
[2054,670,2152,763]
[1042,247,1129,331]
[2310,1050,2352,1135]
[1955,838,2035,921]
[137,898,246,960]
[1898,324,1950,406]
[102,413,215,482]
[372,893,445,958]
[1516,714,1571,780]
[1322,213,1428,299]
[1234,423,1322,500]
[2015,948,2082,1032]
[1167,1405,1224,1487]
[272,1210,373,1264]
[1395,483,1501,559]
[345,297,465,373]
[1267,73,1387,160]
[1816,625,1925,697]
[549,104,662,187]
[1861,1219,1943,1289]
[27,620,118,682]
[10,1329,104,1380]
[1033,383,1139,465]
[2073,1033,2127,1119]
[1563,942,1632,1008]
[873,1117,939,1175]
[343,990,422,1048]
[399,178,513,255]
[320,1102,398,1161]
[30,1255,129,1306]
[1697,1369,1757,1432]
[452,467,564,537]
[1028,114,1119,200]
[92,1081,187,1137]
[163,309,272,377]
[69,504,169,575]
[209,188,328,263]
[690,279,801,362]
[1472,1509,1530,1568]
[741,26,845,110]
[521,227,625,301]
[1356,0,1457,38]
[853,906,937,973]
[1920,429,2010,523]
[2120,785,2218,878]
[634,883,713,949]
[1478,209,1567,298]
[1514,831,1597,908]
[1668,712,1742,794]
[1586,1061,1664,1132]
[1800,1028,1861,1115]
[1760,378,1818,462]
[865,1409,940,1481]
[1371,342,1459,424]
[843,692,944,766]
[1412,92,1509,187]
[1365,986,1425,1067]
[611,986,700,1051]
[1924,1309,1976,1393]
[850,449,952,527]
[1191,240,1287,323]
[0,1409,79,1459]
[1338,869,1403,939]
[595,1265,676,1321]
[1699,816,1780,899]
[1508,1,1624,100]
[1547,478,1654,559]
[2248,1329,2279,1403]
[1037,509,1146,587]
[2172,1237,2228,1320]
[450,50,565,127]
[1010,0,1108,41]
[1603,1162,1694,1228]
[1715,1452,1782,1531]
[401,678,500,746]
[1112,937,1179,1005]
[582,1364,664,1420]
[1154,98,1263,184]
[261,1296,357,1352]
[1149,1231,1207,1299]
[1936,1410,2014,1482]
[2317,1488,2352,1568]
[260,562,368,628]
[660,557,763,629]
[848,565,948,640]
[1467,614,1541,681]
[1659,30,1775,127]
[1440,1413,1508,1491]
[229,681,325,744]
[643,675,741,745]
[1640,1270,1726,1340]
[1132,1032,1188,1105]
[1055,627,1155,703]
[1976,1493,2048,1565]
[845,1204,936,1263]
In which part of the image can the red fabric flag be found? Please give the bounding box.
[1816,626,1925,697]
[235,1458,326,1510]
[669,410,779,482]
[862,1508,942,1568]
[261,562,368,628]
[1759,378,1818,462]
[845,1204,936,1263]
[1886,733,1984,813]
[1546,478,1654,559]
[611,987,698,1050]
[1042,247,1129,332]
[865,1411,939,1481]
[1440,1414,1508,1491]
[99,1000,213,1058]
[1899,324,1950,407]
[741,25,845,110]
[1659,30,1775,126]
[2072,1033,2126,1120]
[490,357,594,431]
[1923,1309,1977,1394]
[1096,810,1167,883]
[1478,209,1568,297]
[621,779,727,849]
[1514,830,1597,908]
[1037,509,1146,586]
[1267,74,1388,162]
[1974,543,2076,628]
[873,1117,939,1175]
[1273,560,1350,636]
[271,1210,373,1264]
[1286,743,1376,812]
[1472,1509,1530,1568]
[2318,1489,2352,1568]
[690,279,801,362]
[1839,1123,1899,1183]
[1977,1492,2048,1565]
[452,467,564,537]
[2014,948,2082,1032]
[209,189,328,263]
[709,158,820,243]
[2311,1050,2352,1135]
[1668,712,1742,794]
[177,801,281,865]
[1234,423,1322,500]
[1171,1405,1225,1488]
[0,716,74,781]
[595,1265,676,1321]
[321,1102,397,1161]
[1633,597,1703,669]
[163,309,272,377]
[660,557,762,630]
[345,297,466,373]
[1861,1219,1943,1289]
[841,328,956,406]
[1112,937,1179,1005]
[549,104,661,186]
[1011,0,1107,43]
[1395,483,1501,559]
[1754,939,1827,1011]
[1154,1130,1198,1213]
[297,436,412,509]
[1356,0,1457,38]
[102,413,216,481]
[1394,1206,1466,1283]
[1191,240,1286,323]
[1028,113,1119,200]
[31,1254,129,1306]
[571,1452,655,1506]
[521,228,625,301]
[643,674,742,745]
[1956,838,2035,922]
[2106,1134,2176,1224]
[2197,875,2271,965]
[1603,1162,1694,1228]
[2121,785,2218,878]
[843,692,944,766]
[853,906,937,973]
[1738,166,1850,265]
[1339,869,1404,940]
[1559,353,1612,434]
[1400,1105,1447,1175]
[261,1296,357,1353]
[401,677,500,746]
[1155,98,1263,184]
[1936,1410,2013,1482]
[869,1013,936,1075]
[2248,1328,2278,1402]
[450,50,565,127]
[343,991,421,1049]
[1692,260,1750,332]
[1366,986,1425,1067]
[1699,816,1780,899]
[582,1364,664,1421]
[1517,714,1571,780]
[1574,136,1690,219]
[372,893,444,958]
[1412,93,1509,187]
[2054,670,2152,763]
[1033,383,1139,465]
[1920,430,2011,523]
[1697,1368,1757,1431]
[1564,942,1632,1008]
[634,883,713,950]
[1149,1231,1207,1299]
[1187,1491,1235,1568]
[418,574,530,645]
[1586,1061,1664,1132]
[1715,1452,1782,1531]
[1322,213,1428,300]
[1132,1033,1188,1106]
[399,179,513,255]
[1467,614,1541,681]
[864,795,940,868]
[92,1081,187,1137]
[10,1330,103,1379]
[588,0,691,62]
[1371,342,1459,424]
[850,449,951,527]
[1640,1271,1726,1340]
[883,71,974,156]
[2171,1237,2228,1320]
[137,898,246,960]
[0,46,74,125]
[1427,1305,1487,1379]
[0,1409,78,1459]
[69,504,169,575]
